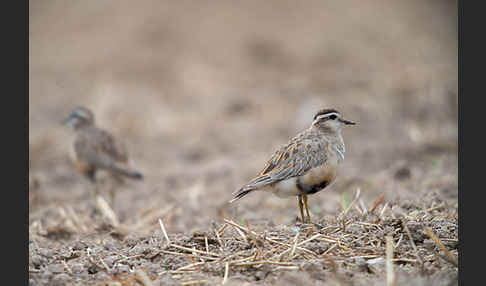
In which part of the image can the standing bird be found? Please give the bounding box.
[230,108,355,223]
[63,106,143,204]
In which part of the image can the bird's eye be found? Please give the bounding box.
[329,114,337,120]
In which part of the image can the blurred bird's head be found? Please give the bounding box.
[311,108,356,133]
[62,106,95,130]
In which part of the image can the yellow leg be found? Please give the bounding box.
[298,195,305,223]
[90,183,100,199]
[109,175,124,208]
[302,194,311,224]
[89,183,101,216]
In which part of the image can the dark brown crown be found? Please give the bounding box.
[313,108,340,120]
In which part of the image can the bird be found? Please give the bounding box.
[63,106,143,204]
[230,108,356,224]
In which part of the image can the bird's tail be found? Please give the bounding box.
[108,165,144,180]
[229,187,254,203]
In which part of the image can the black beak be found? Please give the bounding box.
[61,114,74,125]
[340,118,356,125]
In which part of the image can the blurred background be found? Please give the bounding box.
[29,0,457,233]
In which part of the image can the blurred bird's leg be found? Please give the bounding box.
[93,183,100,197]
[87,182,101,210]
[109,175,124,208]
[109,185,116,208]
[86,181,101,218]
[86,169,100,200]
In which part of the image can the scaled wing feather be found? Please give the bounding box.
[236,131,328,193]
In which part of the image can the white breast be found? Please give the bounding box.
[69,142,78,164]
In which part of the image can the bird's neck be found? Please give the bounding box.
[74,122,95,131]
[314,125,345,155]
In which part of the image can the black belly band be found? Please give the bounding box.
[296,178,329,194]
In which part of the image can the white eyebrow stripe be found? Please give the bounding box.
[315,113,340,120]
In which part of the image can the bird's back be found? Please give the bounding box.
[74,126,128,168]
[231,127,333,201]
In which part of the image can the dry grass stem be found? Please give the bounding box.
[386,235,395,286]
[96,196,120,227]
[288,233,299,261]
[232,261,297,267]
[175,262,206,272]
[158,218,171,246]
[234,227,248,242]
[394,234,403,248]
[275,266,300,271]
[359,199,368,215]
[222,262,229,284]
[214,227,224,251]
[218,224,228,237]
[224,219,250,242]
[158,250,219,261]
[245,220,263,258]
[342,188,361,217]
[380,202,390,218]
[305,232,324,242]
[224,219,252,234]
[66,205,88,233]
[100,258,111,273]
[402,220,424,268]
[170,244,220,257]
[57,207,78,233]
[181,279,208,285]
[425,227,458,267]
[422,203,445,214]
[354,204,363,215]
[369,193,386,213]
[204,236,209,254]
[322,243,338,256]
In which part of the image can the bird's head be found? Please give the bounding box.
[311,108,356,132]
[62,106,95,130]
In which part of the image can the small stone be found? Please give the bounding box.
[72,241,86,251]
[39,248,54,257]
[255,271,265,281]
[116,264,130,273]
[51,273,71,286]
[104,255,119,267]
[94,272,111,282]
[47,263,64,273]
[30,255,45,267]
[70,263,84,274]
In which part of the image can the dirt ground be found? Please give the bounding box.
[29,1,458,285]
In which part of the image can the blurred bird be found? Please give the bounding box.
[63,106,143,204]
[230,108,356,223]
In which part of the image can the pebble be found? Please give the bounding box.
[51,273,71,286]
[47,263,64,273]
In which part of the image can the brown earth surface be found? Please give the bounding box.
[29,1,458,285]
